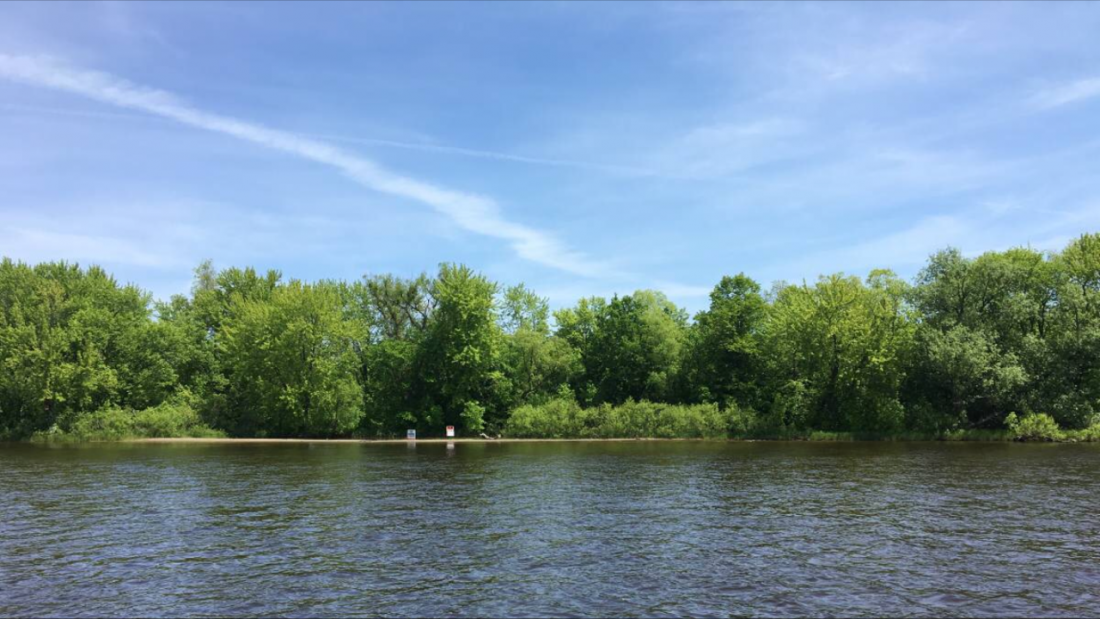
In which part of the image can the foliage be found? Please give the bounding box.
[219,280,366,437]
[360,339,418,436]
[505,394,594,438]
[361,273,434,341]
[31,400,223,442]
[499,330,581,409]
[904,326,1027,431]
[1004,412,1062,442]
[680,274,766,409]
[499,283,550,335]
[0,259,168,436]
[1062,423,1100,442]
[4,232,1100,441]
[461,400,486,433]
[415,263,501,431]
[761,271,913,433]
[504,397,740,439]
[556,290,687,406]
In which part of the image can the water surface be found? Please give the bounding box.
[1,441,1098,617]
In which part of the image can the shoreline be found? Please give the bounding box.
[8,437,1098,445]
[127,437,727,444]
[13,429,1100,445]
[105,436,1083,445]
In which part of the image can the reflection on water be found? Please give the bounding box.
[1,441,1098,617]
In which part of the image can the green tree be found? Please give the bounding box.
[1044,234,1100,427]
[220,280,366,437]
[763,271,913,432]
[500,330,581,408]
[905,325,1027,431]
[361,338,418,435]
[558,291,687,405]
[496,283,577,411]
[907,246,1066,428]
[362,273,435,342]
[553,296,606,404]
[681,274,766,409]
[0,260,155,436]
[415,264,501,433]
[499,283,550,335]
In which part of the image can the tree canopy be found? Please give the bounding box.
[3,234,1100,440]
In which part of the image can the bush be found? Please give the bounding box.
[32,401,224,442]
[940,428,1012,442]
[505,397,593,438]
[1005,412,1063,442]
[1062,423,1100,442]
[762,380,811,432]
[806,431,856,442]
[461,401,486,433]
[504,398,740,439]
[590,400,735,439]
[1047,394,1098,430]
[726,404,759,437]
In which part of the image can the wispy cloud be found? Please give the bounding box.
[770,215,968,282]
[632,118,810,180]
[0,53,610,277]
[1029,76,1100,110]
[795,21,970,85]
[769,195,1100,284]
[0,102,656,177]
[0,227,180,269]
[305,132,656,177]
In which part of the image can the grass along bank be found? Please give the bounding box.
[18,398,1100,444]
[29,401,224,443]
[6,235,1100,446]
[504,398,1100,443]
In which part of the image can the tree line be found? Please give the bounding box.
[3,233,1100,440]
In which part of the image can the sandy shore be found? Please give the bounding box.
[128,437,715,444]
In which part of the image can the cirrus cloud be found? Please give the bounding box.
[0,53,612,278]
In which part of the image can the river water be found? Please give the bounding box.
[1,441,1098,617]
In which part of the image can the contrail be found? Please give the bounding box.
[303,133,656,177]
[0,102,657,176]
[0,54,611,277]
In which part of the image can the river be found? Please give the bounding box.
[1,441,1098,617]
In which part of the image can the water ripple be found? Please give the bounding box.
[1,441,1098,617]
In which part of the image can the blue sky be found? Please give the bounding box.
[2,2,1100,311]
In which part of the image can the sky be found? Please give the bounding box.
[2,1,1100,312]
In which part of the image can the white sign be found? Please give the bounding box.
[446,426,455,438]
[406,429,416,440]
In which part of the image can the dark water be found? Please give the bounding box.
[1,442,1099,618]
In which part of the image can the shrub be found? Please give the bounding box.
[1062,423,1100,442]
[1047,394,1098,430]
[504,398,736,439]
[1005,412,1063,442]
[725,404,759,437]
[505,397,592,438]
[461,401,486,433]
[763,379,811,432]
[65,408,137,441]
[32,401,223,442]
[587,400,730,439]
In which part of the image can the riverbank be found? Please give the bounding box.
[88,430,1100,444]
[15,409,1099,444]
[129,437,716,444]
